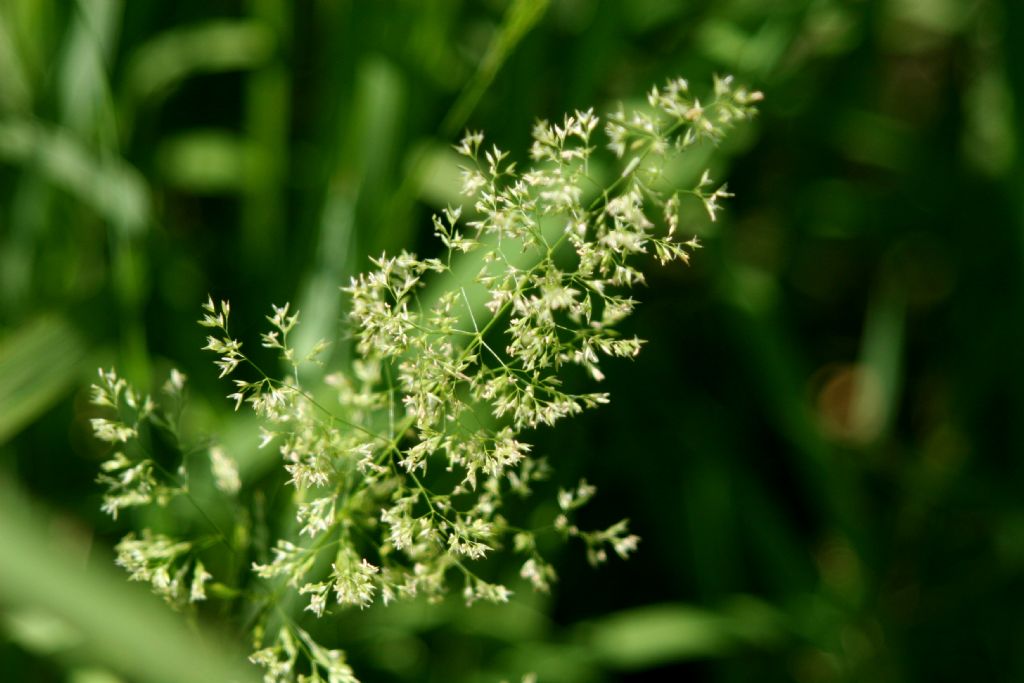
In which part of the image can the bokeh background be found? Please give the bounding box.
[2,1,1022,681]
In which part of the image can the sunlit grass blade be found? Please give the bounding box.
[580,599,786,669]
[121,20,275,110]
[0,119,149,236]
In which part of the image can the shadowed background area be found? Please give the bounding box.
[1,1,1021,681]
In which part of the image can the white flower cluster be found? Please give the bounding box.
[90,368,182,519]
[114,530,211,608]
[250,625,358,683]
[90,367,239,605]
[92,75,760,683]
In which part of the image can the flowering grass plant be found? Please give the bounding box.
[90,75,760,682]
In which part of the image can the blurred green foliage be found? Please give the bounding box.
[1,0,1021,681]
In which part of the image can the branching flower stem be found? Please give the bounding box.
[89,74,761,683]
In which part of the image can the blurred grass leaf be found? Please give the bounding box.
[0,8,33,112]
[411,140,466,208]
[69,669,126,683]
[157,130,264,193]
[580,599,786,669]
[0,481,261,683]
[123,20,275,106]
[56,0,120,140]
[0,119,149,235]
[2,607,84,654]
[852,282,905,443]
[0,316,87,445]
[441,0,550,136]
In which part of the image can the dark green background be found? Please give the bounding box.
[1,1,1021,681]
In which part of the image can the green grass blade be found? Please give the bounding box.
[0,481,261,683]
[441,0,551,137]
[0,316,87,445]
[0,118,149,236]
[122,20,274,108]
[580,599,786,669]
[240,0,290,268]
[57,0,121,142]
[156,129,264,193]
